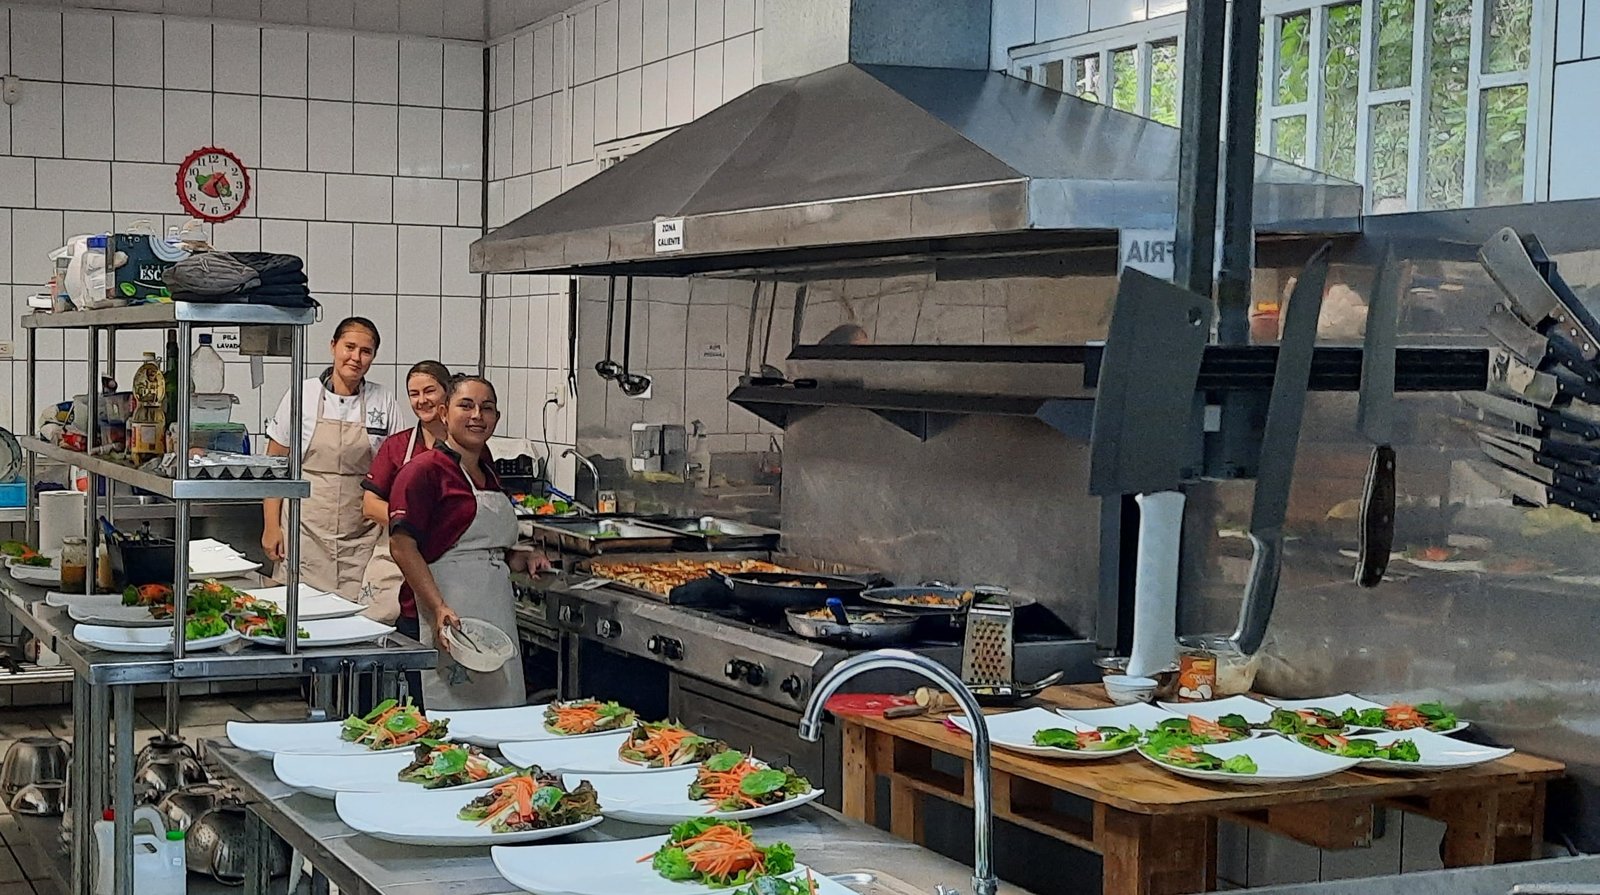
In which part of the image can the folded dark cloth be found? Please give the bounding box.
[171,289,318,309]
[228,252,305,281]
[162,251,261,295]
[256,270,309,287]
[241,284,312,298]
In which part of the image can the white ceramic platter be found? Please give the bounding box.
[500,730,692,775]
[7,557,60,586]
[335,788,602,846]
[491,837,832,895]
[73,623,239,653]
[274,748,512,799]
[238,586,367,621]
[242,615,396,648]
[1266,693,1469,735]
[1292,729,1511,772]
[226,720,433,759]
[64,598,168,627]
[448,704,633,747]
[1055,702,1182,730]
[1156,695,1275,726]
[949,707,1138,760]
[569,768,823,824]
[1138,736,1360,785]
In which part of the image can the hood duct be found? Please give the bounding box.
[472,9,1362,279]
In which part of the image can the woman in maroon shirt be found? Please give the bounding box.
[356,360,451,629]
[389,376,546,709]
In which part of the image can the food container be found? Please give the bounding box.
[1179,634,1261,698]
[191,393,236,425]
[58,536,88,589]
[109,536,176,588]
[1176,643,1217,701]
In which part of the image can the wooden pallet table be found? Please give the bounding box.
[836,684,1564,895]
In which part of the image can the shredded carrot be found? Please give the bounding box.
[551,704,603,733]
[638,725,694,760]
[674,823,766,878]
[693,755,766,810]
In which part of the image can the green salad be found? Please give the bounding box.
[1265,707,1345,736]
[650,818,797,888]
[183,612,228,641]
[1031,725,1141,751]
[1297,733,1421,762]
[689,750,812,811]
[1141,744,1259,775]
[1340,702,1459,732]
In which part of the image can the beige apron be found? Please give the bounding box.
[419,464,524,710]
[357,426,421,623]
[276,388,380,600]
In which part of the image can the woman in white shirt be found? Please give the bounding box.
[261,317,406,599]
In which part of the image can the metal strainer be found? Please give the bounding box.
[962,601,1014,687]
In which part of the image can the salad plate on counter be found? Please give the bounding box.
[239,615,395,648]
[1292,728,1510,772]
[1139,734,1360,785]
[573,752,823,824]
[228,699,447,758]
[275,743,513,799]
[238,586,366,621]
[336,771,603,846]
[950,707,1140,759]
[6,556,60,586]
[1266,694,1469,735]
[63,598,171,627]
[72,622,239,653]
[1055,702,1181,730]
[1157,695,1274,726]
[491,834,839,895]
[450,700,638,747]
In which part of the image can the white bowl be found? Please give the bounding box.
[1104,674,1157,705]
[445,618,514,673]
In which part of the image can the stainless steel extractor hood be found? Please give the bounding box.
[473,3,1362,279]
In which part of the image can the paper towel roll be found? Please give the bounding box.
[1127,490,1185,679]
[37,490,86,557]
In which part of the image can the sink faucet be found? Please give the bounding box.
[799,649,997,895]
[558,448,600,513]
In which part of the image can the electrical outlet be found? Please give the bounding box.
[547,389,567,408]
[0,341,16,358]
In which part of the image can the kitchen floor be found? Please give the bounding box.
[0,690,307,894]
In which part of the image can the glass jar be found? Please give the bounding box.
[1181,634,1261,697]
[58,536,88,589]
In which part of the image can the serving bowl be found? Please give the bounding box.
[1095,656,1179,700]
[0,736,71,803]
[10,780,66,816]
[1104,674,1158,705]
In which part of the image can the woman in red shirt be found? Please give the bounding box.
[356,360,452,628]
[389,376,545,709]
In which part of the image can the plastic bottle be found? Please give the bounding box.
[190,334,225,395]
[128,352,166,465]
[91,806,183,895]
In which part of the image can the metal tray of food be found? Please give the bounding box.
[631,516,782,550]
[528,518,684,555]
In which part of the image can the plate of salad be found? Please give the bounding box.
[498,730,652,774]
[6,552,59,585]
[490,830,837,895]
[577,752,821,823]
[341,698,448,751]
[1157,695,1274,726]
[1295,729,1509,772]
[72,615,240,653]
[235,585,367,621]
[617,721,731,769]
[1260,707,1355,737]
[1146,714,1257,746]
[445,701,637,747]
[949,707,1141,759]
[273,742,513,798]
[1267,694,1468,735]
[1139,735,1360,785]
[1056,702,1181,731]
[237,614,395,648]
[336,770,603,846]
[225,699,450,759]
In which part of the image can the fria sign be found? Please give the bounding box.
[176,146,251,222]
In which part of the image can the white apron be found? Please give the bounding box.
[276,389,380,601]
[357,427,421,623]
[418,465,524,710]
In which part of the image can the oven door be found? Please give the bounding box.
[670,673,842,809]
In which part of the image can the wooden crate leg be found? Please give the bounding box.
[1098,805,1212,895]
[1432,790,1499,867]
[841,723,877,824]
[890,778,926,843]
[1492,783,1546,863]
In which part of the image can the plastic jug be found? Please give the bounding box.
[190,334,225,395]
[91,806,186,895]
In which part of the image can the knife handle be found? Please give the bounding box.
[1356,444,1397,588]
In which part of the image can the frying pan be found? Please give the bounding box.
[785,601,918,647]
[714,571,868,616]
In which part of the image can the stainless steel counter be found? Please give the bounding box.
[205,740,1038,895]
[1244,854,1600,895]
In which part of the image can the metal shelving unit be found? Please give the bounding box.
[13,300,434,895]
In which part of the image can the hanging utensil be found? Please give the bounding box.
[1354,249,1399,588]
[594,276,622,382]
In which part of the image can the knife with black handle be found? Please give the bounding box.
[1355,251,1399,588]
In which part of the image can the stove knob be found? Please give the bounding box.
[596,619,621,639]
[647,635,662,655]
[662,638,684,661]
[723,659,745,681]
[742,663,766,687]
[780,675,804,698]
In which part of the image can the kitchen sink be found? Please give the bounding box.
[832,870,943,895]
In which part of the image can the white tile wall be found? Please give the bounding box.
[0,6,485,439]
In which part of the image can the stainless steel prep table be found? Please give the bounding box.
[205,739,1038,895]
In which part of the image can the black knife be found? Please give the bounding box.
[1493,465,1600,521]
[1477,432,1600,483]
[1482,442,1600,499]
[1355,250,1399,588]
[1464,392,1600,441]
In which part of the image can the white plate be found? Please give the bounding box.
[1293,729,1511,772]
[1157,695,1275,726]
[242,615,396,648]
[62,596,169,627]
[1266,694,1469,735]
[500,730,691,774]
[1056,702,1181,730]
[189,556,261,576]
[949,707,1138,760]
[491,837,834,895]
[1139,735,1360,785]
[571,768,823,824]
[236,586,366,621]
[226,720,435,759]
[274,748,512,799]
[45,591,123,607]
[73,623,239,653]
[1395,554,1485,572]
[7,558,60,586]
[448,704,632,747]
[336,788,603,846]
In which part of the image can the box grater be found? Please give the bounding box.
[962,600,1015,687]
